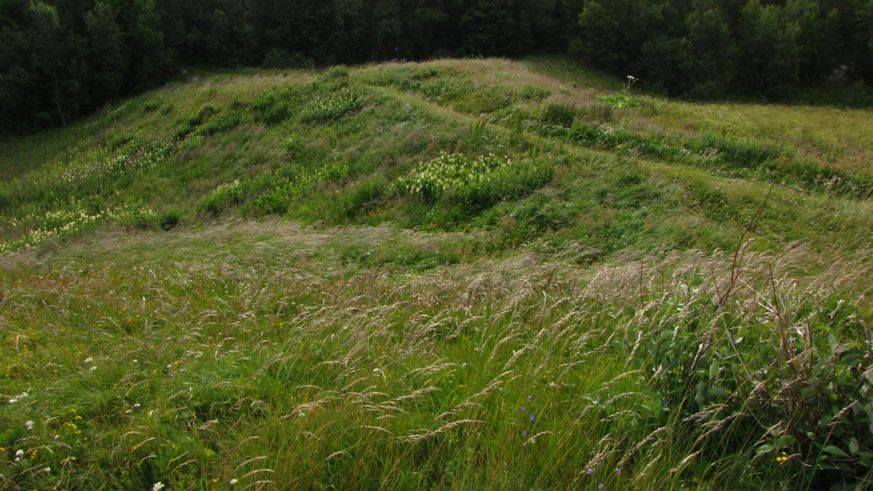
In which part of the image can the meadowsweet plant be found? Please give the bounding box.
[0,203,158,254]
[0,137,174,207]
[394,152,554,222]
[395,152,515,203]
[201,180,244,215]
[300,90,363,123]
[599,75,642,109]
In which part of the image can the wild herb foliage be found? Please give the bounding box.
[542,103,577,127]
[201,180,244,215]
[300,91,362,123]
[637,254,873,486]
[600,94,641,109]
[396,153,517,201]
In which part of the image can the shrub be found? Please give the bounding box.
[143,98,161,112]
[200,111,249,136]
[454,86,514,114]
[116,207,159,230]
[577,102,614,123]
[687,134,781,168]
[176,104,219,138]
[200,180,244,215]
[188,104,218,126]
[599,93,642,109]
[542,103,576,127]
[340,178,387,219]
[519,85,551,101]
[251,89,294,126]
[248,192,288,217]
[395,153,552,216]
[159,210,181,230]
[300,91,362,123]
[322,65,350,81]
[641,283,873,487]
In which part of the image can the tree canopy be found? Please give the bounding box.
[2,0,872,132]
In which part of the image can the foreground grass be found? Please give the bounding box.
[1,58,872,489]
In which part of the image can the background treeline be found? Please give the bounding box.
[2,0,872,132]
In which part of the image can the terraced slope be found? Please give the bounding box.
[1,58,871,489]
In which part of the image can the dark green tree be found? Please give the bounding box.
[736,0,801,95]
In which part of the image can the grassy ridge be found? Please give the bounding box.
[1,58,872,489]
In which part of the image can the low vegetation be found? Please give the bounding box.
[1,57,871,489]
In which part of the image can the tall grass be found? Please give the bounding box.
[1,222,869,488]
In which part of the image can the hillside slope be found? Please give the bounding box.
[1,58,871,489]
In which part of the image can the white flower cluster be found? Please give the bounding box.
[0,203,153,254]
[301,91,362,123]
[395,152,514,200]
[2,137,174,202]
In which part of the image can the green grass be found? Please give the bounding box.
[1,58,872,490]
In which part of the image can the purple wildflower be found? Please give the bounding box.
[529,414,536,422]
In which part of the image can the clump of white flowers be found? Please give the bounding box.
[301,91,362,123]
[395,152,515,202]
[0,202,156,255]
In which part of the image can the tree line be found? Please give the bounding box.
[2,0,872,132]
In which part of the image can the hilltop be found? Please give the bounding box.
[0,58,871,489]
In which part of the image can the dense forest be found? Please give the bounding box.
[2,0,873,132]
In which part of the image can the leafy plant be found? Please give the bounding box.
[600,93,642,109]
[541,103,577,127]
[300,91,362,123]
[200,180,244,215]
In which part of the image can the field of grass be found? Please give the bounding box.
[1,57,871,490]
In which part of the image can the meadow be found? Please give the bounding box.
[0,57,871,490]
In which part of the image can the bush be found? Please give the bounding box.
[200,111,249,136]
[577,102,614,123]
[395,153,552,217]
[340,178,387,219]
[143,98,161,112]
[687,134,781,168]
[519,85,551,101]
[116,207,160,230]
[541,103,576,127]
[200,180,245,215]
[599,93,642,109]
[300,91,362,123]
[454,86,514,114]
[251,89,294,126]
[176,104,219,138]
[159,210,180,230]
[248,192,289,217]
[642,284,873,487]
[188,104,218,126]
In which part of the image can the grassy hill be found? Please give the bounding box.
[1,57,871,489]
